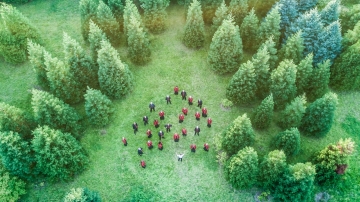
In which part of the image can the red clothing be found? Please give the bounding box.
[141,160,146,168]
[173,133,179,140]
[147,141,152,147]
[202,108,207,114]
[188,97,193,103]
[159,111,165,117]
[204,143,209,150]
[195,112,200,119]
[190,144,196,149]
[146,129,152,136]
[179,114,185,121]
[154,120,159,126]
[182,108,188,115]
[122,138,127,144]
[174,86,179,93]
[158,143,163,149]
[182,128,187,135]
[207,118,212,125]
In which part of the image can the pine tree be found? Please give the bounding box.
[296,53,313,95]
[208,17,243,74]
[270,59,297,109]
[96,1,120,45]
[226,61,256,104]
[298,0,318,13]
[299,92,338,137]
[278,0,298,38]
[221,114,255,156]
[140,0,170,33]
[278,94,307,129]
[79,0,98,41]
[108,0,125,31]
[305,60,331,102]
[98,40,134,99]
[340,4,360,36]
[258,150,287,189]
[274,127,301,156]
[31,89,82,137]
[201,0,222,25]
[240,8,259,51]
[257,4,281,48]
[258,36,278,71]
[228,0,249,26]
[278,30,304,65]
[343,19,360,49]
[64,187,101,202]
[183,0,205,48]
[27,40,49,90]
[320,0,340,26]
[32,126,88,181]
[123,0,142,36]
[0,166,26,202]
[84,87,113,127]
[211,0,228,33]
[88,20,108,63]
[127,14,151,65]
[252,94,274,129]
[252,46,270,98]
[225,147,258,189]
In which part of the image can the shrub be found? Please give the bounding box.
[64,187,101,202]
[258,150,287,189]
[0,166,26,202]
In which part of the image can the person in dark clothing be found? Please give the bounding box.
[173,133,180,142]
[197,99,203,108]
[188,96,193,105]
[147,140,153,149]
[158,141,163,150]
[158,130,165,139]
[165,123,172,132]
[132,122,138,134]
[138,147,144,156]
[146,129,152,138]
[182,107,188,115]
[149,102,155,112]
[140,160,146,168]
[159,111,165,120]
[179,114,185,123]
[204,143,209,151]
[201,107,207,117]
[182,128,187,136]
[165,95,171,104]
[207,118,212,128]
[190,144,196,152]
[181,90,187,100]
[122,137,127,146]
[143,116,149,125]
[194,126,200,136]
[195,112,201,120]
[174,86,179,95]
[154,119,159,128]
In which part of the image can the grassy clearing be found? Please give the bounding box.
[0,0,358,201]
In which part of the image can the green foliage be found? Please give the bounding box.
[2,0,30,4]
[278,94,306,129]
[79,0,98,41]
[278,30,304,64]
[252,94,274,129]
[225,147,258,189]
[108,0,125,31]
[305,60,331,102]
[252,46,270,98]
[126,185,161,201]
[257,4,281,48]
[211,0,228,33]
[123,0,142,36]
[320,0,340,26]
[183,0,205,48]
[127,14,151,65]
[0,166,26,202]
[295,53,313,95]
[31,89,82,137]
[32,126,88,182]
[208,17,243,74]
[140,0,170,33]
[229,0,249,26]
[258,36,278,71]
[221,98,233,108]
[299,92,338,137]
[27,40,49,90]
[270,59,297,109]
[274,127,301,156]
[98,40,134,99]
[240,8,259,52]
[88,20,108,63]
[343,19,360,49]
[221,114,255,156]
[340,4,360,35]
[96,1,120,45]
[226,60,256,104]
[201,0,222,25]
[258,150,287,189]
[84,87,113,127]
[64,187,101,202]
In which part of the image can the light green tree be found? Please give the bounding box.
[0,166,26,202]
[229,0,249,26]
[278,94,307,129]
[79,0,98,41]
[257,4,281,48]
[258,36,278,71]
[258,150,287,189]
[183,0,205,48]
[88,20,108,63]
[27,40,49,90]
[252,94,274,129]
[295,53,313,95]
[108,0,125,31]
[211,0,228,33]
[252,46,270,98]
[274,127,301,156]
[64,187,102,202]
[305,60,331,102]
[123,0,142,36]
[84,87,113,127]
[278,30,304,64]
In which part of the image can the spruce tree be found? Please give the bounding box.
[278,30,304,65]
[228,0,249,26]
[140,0,170,33]
[299,92,338,137]
[340,4,360,36]
[183,0,205,48]
[108,0,125,31]
[296,53,313,95]
[123,0,142,36]
[305,60,331,102]
[258,150,287,190]
[31,89,81,137]
[274,127,301,156]
[84,87,113,127]
[226,61,256,104]
[221,114,255,156]
[201,0,222,25]
[225,147,258,189]
[278,0,298,38]
[270,59,297,109]
[88,20,108,63]
[343,19,360,49]
[27,40,49,90]
[252,46,270,98]
[98,40,134,99]
[79,0,98,41]
[127,14,151,65]
[258,36,278,71]
[252,94,274,130]
[320,0,340,26]
[32,126,88,181]
[240,8,259,52]
[96,1,120,45]
[211,0,228,33]
[298,0,318,13]
[278,94,307,129]
[208,17,243,74]
[257,4,281,48]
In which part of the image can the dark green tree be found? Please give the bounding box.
[274,127,301,156]
[340,4,360,35]
[240,8,259,52]
[252,94,274,130]
[64,187,101,202]
[27,40,49,90]
[88,20,108,63]
[96,1,120,45]
[252,46,270,98]
[183,0,205,48]
[258,150,287,189]
[84,87,113,127]
[0,166,26,202]
[257,4,281,48]
[140,0,170,33]
[211,0,228,33]
[201,0,222,25]
[295,53,313,95]
[79,0,98,41]
[278,94,307,129]
[108,0,125,31]
[305,60,331,102]
[228,0,248,26]
[278,30,304,64]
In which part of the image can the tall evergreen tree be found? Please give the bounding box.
[240,8,259,51]
[123,0,142,36]
[252,46,270,98]
[320,0,340,26]
[32,126,88,181]
[274,127,301,156]
[140,0,170,33]
[295,53,313,95]
[258,150,287,190]
[299,92,338,137]
[127,14,151,65]
[278,0,298,38]
[258,36,278,71]
[88,20,108,63]
[278,30,304,64]
[270,59,297,109]
[208,17,243,74]
[228,0,249,26]
[221,114,255,156]
[298,0,318,13]
[343,19,360,49]
[108,0,125,31]
[27,40,49,90]
[98,40,134,99]
[96,1,120,45]
[252,94,274,129]
[278,94,307,129]
[79,0,98,41]
[201,0,222,25]
[226,60,256,104]
[305,60,331,102]
[257,4,281,48]
[225,147,258,189]
[31,89,82,137]
[84,87,113,127]
[211,0,228,33]
[183,0,205,48]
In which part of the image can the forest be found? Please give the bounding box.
[0,0,359,201]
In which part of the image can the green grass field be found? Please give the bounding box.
[0,0,359,201]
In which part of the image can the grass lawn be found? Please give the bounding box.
[0,0,359,201]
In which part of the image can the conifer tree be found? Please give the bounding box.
[305,60,331,102]
[278,30,304,64]
[127,14,151,65]
[258,150,287,189]
[258,36,278,71]
[123,0,142,36]
[343,20,360,49]
[252,94,274,130]
[320,0,340,26]
[221,114,255,156]
[211,1,228,33]
[79,0,98,41]
[64,187,101,202]
[298,0,318,13]
[228,0,249,26]
[340,4,360,36]
[208,17,243,74]
[84,87,113,127]
[278,0,298,37]
[27,40,49,90]
[183,0,205,48]
[0,166,26,202]
[201,0,222,25]
[252,46,270,98]
[98,40,134,99]
[31,89,81,137]
[270,59,297,109]
[32,126,88,181]
[278,94,306,129]
[88,20,108,63]
[96,1,120,45]
[257,4,281,48]
[225,147,258,189]
[226,61,256,104]
[299,92,338,137]
[240,8,259,51]
[108,0,125,31]
[274,127,301,156]
[140,0,170,33]
[295,53,313,95]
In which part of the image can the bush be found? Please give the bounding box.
[274,127,301,156]
[64,187,101,202]
[258,150,287,189]
[0,166,26,202]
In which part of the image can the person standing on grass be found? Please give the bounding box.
[143,116,149,125]
[158,130,165,139]
[140,160,146,168]
[147,140,153,149]
[197,99,203,108]
[182,107,188,115]
[204,143,209,151]
[138,147,144,156]
[146,129,152,138]
[179,114,185,123]
[177,153,184,162]
[158,141,163,150]
[207,117,212,127]
[202,107,208,117]
[173,133,180,142]
[182,128,187,136]
[132,122,138,134]
[195,112,201,120]
[190,144,196,152]
[154,119,159,128]
[149,102,155,112]
[165,95,171,104]
[165,123,172,132]
[174,86,179,95]
[194,126,200,136]
[159,110,165,120]
[181,90,187,100]
[188,96,193,105]
[122,137,127,146]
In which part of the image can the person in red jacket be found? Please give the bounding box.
[147,140,153,149]
[173,133,180,142]
[182,128,187,136]
[201,107,208,117]
[188,96,193,105]
[140,160,146,168]
[195,112,201,120]
[182,107,188,115]
[158,141,163,150]
[174,86,179,95]
[122,137,127,146]
[146,129,152,138]
[181,90,187,100]
[194,126,200,136]
[179,114,185,123]
[154,119,159,128]
[207,118,212,128]
[190,144,196,152]
[159,110,165,120]
[204,143,209,151]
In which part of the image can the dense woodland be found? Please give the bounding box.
[0,0,359,201]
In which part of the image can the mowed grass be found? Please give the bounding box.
[0,0,358,201]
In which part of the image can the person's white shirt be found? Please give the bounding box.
[177,153,184,158]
